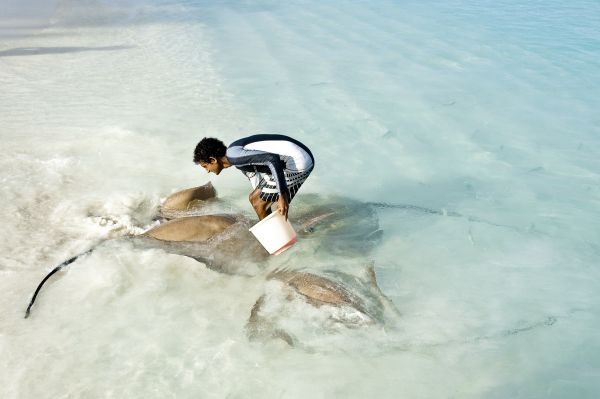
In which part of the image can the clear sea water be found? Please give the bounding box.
[1,0,599,398]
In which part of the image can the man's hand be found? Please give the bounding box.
[277,195,289,220]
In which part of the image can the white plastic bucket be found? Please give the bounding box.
[249,211,297,255]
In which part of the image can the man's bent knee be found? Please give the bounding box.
[249,188,260,203]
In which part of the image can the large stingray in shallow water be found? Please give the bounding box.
[119,183,269,274]
[134,214,268,275]
[246,263,399,346]
[158,182,221,219]
[291,194,384,256]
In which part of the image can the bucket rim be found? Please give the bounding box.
[249,211,283,232]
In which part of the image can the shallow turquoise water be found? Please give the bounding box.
[1,1,599,398]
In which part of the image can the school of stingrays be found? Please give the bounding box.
[26,182,400,347]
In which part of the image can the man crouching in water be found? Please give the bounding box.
[194,134,315,220]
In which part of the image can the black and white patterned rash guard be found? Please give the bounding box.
[226,134,314,202]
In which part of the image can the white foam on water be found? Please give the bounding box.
[1,0,600,398]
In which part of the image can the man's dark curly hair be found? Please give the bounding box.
[193,137,227,164]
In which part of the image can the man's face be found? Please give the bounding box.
[199,158,223,175]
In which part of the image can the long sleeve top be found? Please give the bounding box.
[226,134,314,198]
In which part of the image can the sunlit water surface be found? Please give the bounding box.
[1,1,599,398]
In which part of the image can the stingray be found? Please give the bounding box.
[292,194,384,256]
[246,263,400,346]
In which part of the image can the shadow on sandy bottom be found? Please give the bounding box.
[0,45,135,57]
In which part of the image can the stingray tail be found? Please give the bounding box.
[367,202,462,217]
[368,201,529,233]
[24,248,94,319]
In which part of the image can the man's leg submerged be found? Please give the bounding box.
[249,188,273,220]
